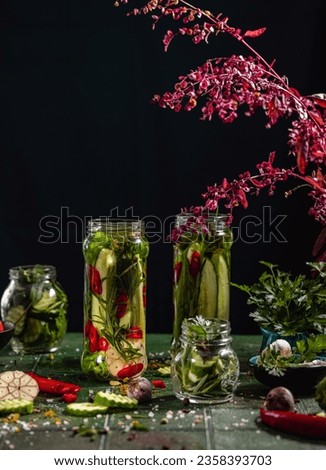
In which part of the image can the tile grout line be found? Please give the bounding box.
[203,407,214,450]
[32,354,42,371]
[98,414,111,450]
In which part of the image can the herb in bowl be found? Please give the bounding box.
[258,335,326,376]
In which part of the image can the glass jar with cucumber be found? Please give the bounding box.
[171,316,239,404]
[1,265,68,354]
[172,213,233,349]
[81,219,149,381]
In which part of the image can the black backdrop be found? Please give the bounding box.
[0,0,325,335]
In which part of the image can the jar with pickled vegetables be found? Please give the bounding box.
[171,316,239,404]
[81,218,149,381]
[0,265,68,354]
[172,213,232,349]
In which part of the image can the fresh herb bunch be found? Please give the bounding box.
[232,261,326,336]
[258,335,326,376]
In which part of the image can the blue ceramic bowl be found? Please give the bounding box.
[259,328,307,352]
[249,355,326,394]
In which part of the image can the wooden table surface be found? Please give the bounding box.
[0,333,325,450]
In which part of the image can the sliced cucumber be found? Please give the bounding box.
[197,259,218,318]
[0,399,34,416]
[21,318,43,343]
[6,305,26,336]
[157,366,171,377]
[94,391,138,409]
[130,255,146,334]
[188,371,200,383]
[212,252,230,320]
[119,310,131,328]
[32,289,56,311]
[65,402,108,417]
[91,248,116,331]
[190,360,216,378]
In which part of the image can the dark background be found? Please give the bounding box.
[0,0,325,335]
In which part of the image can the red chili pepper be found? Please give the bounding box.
[26,372,81,395]
[174,261,183,283]
[126,326,143,340]
[152,379,166,389]
[84,319,92,337]
[0,321,4,332]
[115,292,129,319]
[88,323,99,353]
[116,363,144,380]
[260,408,326,439]
[61,393,78,403]
[189,251,201,277]
[88,265,102,295]
[98,336,109,351]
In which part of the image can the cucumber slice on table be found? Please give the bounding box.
[65,402,109,417]
[0,399,34,416]
[94,391,138,409]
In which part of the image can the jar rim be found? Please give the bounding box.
[87,218,144,233]
[9,265,56,280]
[174,213,229,233]
[181,316,231,343]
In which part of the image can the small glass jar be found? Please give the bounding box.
[172,213,233,349]
[1,265,68,354]
[81,218,149,381]
[171,316,239,404]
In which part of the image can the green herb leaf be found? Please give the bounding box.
[233,261,326,336]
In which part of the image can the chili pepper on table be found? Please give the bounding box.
[61,393,78,403]
[152,379,167,389]
[259,408,326,439]
[26,372,81,395]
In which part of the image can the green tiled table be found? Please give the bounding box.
[0,334,325,450]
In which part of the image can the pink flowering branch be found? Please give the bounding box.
[116,0,326,251]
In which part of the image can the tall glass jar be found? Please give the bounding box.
[81,218,149,381]
[172,213,232,348]
[171,317,239,404]
[1,265,68,354]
